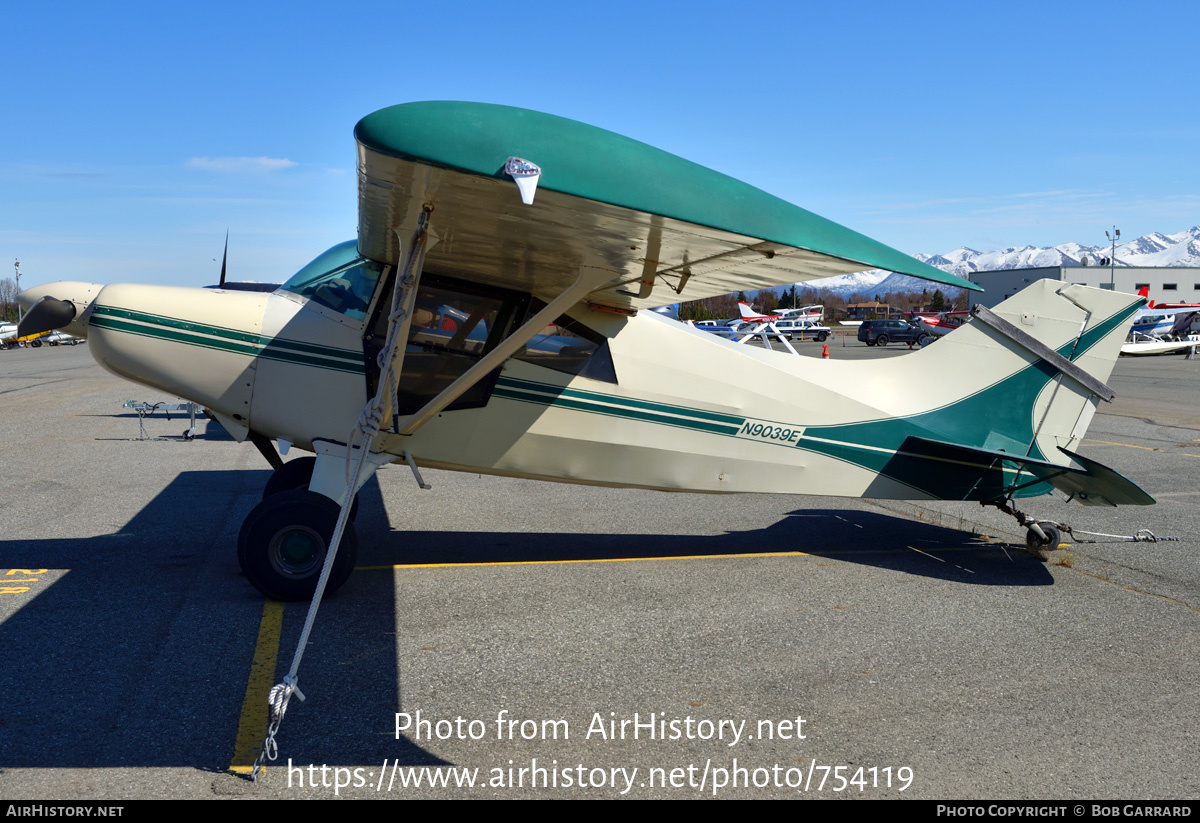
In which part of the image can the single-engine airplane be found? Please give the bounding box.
[737,302,824,324]
[18,101,1153,600]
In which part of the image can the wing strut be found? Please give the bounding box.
[251,206,438,781]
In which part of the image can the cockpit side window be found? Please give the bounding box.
[513,300,617,384]
[364,273,529,415]
[279,240,384,322]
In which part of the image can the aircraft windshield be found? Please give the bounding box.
[280,240,384,322]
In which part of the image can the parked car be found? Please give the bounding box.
[773,317,831,342]
[856,319,931,347]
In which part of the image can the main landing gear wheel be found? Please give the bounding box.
[262,456,359,519]
[238,489,358,601]
[1024,522,1062,561]
[876,334,889,346]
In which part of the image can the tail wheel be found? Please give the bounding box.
[877,334,889,346]
[1024,522,1062,561]
[238,489,358,601]
[263,455,359,519]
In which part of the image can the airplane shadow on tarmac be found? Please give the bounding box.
[0,469,1050,772]
[0,469,443,771]
[371,509,1053,587]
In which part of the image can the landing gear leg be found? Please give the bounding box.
[262,455,359,519]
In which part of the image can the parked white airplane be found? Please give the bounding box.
[18,101,1151,601]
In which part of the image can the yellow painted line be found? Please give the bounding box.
[229,599,284,774]
[1086,438,1200,456]
[359,544,1001,572]
[359,549,814,571]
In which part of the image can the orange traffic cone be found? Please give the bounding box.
[822,344,829,358]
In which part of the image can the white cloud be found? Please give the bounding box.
[186,156,298,173]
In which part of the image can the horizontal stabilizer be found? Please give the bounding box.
[901,437,1155,507]
[1054,447,1156,506]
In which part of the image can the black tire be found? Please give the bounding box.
[816,331,828,342]
[238,489,358,601]
[263,456,359,519]
[917,333,931,347]
[877,334,889,347]
[1024,522,1062,561]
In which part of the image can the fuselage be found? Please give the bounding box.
[19,260,1141,504]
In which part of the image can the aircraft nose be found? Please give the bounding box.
[17,281,104,339]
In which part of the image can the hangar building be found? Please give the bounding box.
[966,267,1200,309]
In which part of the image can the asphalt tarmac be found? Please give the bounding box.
[1,342,1198,800]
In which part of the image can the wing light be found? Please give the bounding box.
[504,156,541,205]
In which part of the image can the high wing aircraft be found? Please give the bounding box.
[737,302,782,323]
[1128,288,1200,341]
[18,101,1153,600]
[738,303,824,324]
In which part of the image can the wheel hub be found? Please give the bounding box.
[270,526,324,578]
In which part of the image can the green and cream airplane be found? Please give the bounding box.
[18,101,1152,601]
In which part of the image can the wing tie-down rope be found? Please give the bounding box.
[250,206,434,781]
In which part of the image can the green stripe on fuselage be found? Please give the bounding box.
[493,381,743,436]
[497,376,744,426]
[90,305,365,374]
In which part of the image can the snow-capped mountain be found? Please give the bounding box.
[808,226,1200,297]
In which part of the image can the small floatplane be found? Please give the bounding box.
[18,102,1153,599]
[1122,287,1200,355]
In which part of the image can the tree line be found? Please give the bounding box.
[0,278,18,322]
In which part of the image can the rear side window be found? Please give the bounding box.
[514,301,617,383]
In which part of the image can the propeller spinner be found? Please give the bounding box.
[18,295,77,337]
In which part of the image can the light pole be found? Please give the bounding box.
[1105,227,1120,290]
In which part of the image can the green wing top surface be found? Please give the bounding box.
[355,101,978,308]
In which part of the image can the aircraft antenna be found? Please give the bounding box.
[218,231,229,288]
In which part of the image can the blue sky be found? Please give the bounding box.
[4,0,1197,288]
